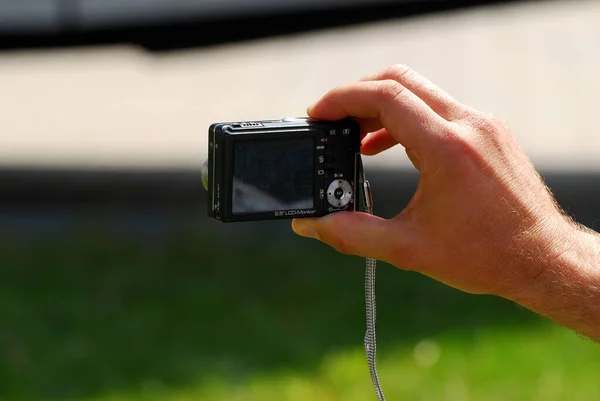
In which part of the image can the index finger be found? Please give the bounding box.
[307,79,447,150]
[360,64,467,121]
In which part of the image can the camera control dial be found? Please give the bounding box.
[327,179,353,208]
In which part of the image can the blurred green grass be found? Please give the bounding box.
[0,222,599,401]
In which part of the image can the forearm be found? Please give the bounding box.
[509,222,600,342]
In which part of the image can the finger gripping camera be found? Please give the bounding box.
[203,117,362,222]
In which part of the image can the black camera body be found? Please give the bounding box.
[205,117,361,222]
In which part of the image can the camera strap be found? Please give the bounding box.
[359,158,386,401]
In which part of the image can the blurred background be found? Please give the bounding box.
[1,0,600,400]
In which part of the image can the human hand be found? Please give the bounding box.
[292,64,577,299]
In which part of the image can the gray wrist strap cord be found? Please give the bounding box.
[359,158,386,401]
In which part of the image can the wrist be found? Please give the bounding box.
[506,218,600,341]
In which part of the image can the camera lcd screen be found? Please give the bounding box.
[232,138,314,214]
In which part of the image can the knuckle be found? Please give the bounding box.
[373,79,406,103]
[329,236,353,256]
[464,111,508,137]
[384,64,413,80]
[437,124,482,160]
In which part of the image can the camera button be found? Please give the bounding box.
[327,179,352,208]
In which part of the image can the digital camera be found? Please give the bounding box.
[202,117,362,222]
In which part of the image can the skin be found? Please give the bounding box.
[292,64,600,342]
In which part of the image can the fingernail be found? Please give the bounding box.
[306,104,316,115]
[292,220,320,240]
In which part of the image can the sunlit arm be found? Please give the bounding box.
[509,223,600,343]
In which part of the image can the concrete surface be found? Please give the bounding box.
[0,0,599,173]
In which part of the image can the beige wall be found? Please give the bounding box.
[0,0,598,172]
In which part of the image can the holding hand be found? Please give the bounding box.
[292,65,600,341]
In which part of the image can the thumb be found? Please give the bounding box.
[291,212,399,260]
